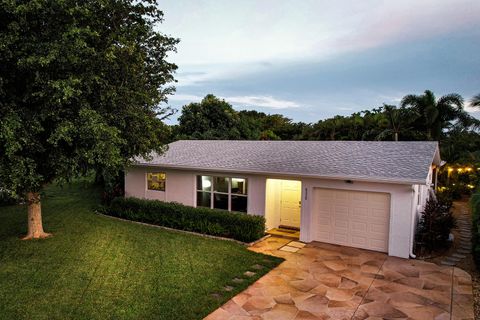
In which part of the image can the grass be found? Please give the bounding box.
[0,181,283,320]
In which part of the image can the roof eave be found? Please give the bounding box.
[130,162,427,185]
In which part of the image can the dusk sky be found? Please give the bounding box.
[159,1,480,124]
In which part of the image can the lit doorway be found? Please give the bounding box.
[265,179,302,237]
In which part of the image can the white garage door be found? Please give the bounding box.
[312,188,390,252]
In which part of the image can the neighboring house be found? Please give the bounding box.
[125,140,441,259]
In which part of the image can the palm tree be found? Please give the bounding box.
[401,90,478,141]
[375,104,418,141]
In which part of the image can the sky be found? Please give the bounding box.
[158,0,480,124]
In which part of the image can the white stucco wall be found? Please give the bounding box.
[125,167,194,206]
[125,166,430,259]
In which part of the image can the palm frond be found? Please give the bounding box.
[437,93,464,109]
[375,129,393,141]
[400,94,421,108]
[456,112,480,129]
[470,93,480,107]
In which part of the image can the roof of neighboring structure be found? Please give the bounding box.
[134,140,441,185]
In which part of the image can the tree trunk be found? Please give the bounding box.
[22,192,51,240]
[394,132,398,141]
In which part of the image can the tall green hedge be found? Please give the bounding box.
[471,192,480,265]
[104,197,266,243]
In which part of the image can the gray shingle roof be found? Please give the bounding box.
[135,140,440,184]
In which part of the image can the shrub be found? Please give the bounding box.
[416,197,456,253]
[471,192,480,266]
[0,188,19,206]
[436,189,453,210]
[104,197,266,243]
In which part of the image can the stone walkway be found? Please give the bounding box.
[441,208,472,266]
[205,237,474,320]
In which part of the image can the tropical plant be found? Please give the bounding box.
[375,104,418,141]
[401,90,478,141]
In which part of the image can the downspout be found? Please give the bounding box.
[409,185,418,259]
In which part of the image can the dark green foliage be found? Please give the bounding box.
[416,197,456,253]
[401,90,477,141]
[0,0,177,198]
[105,197,266,242]
[0,189,18,206]
[174,95,309,140]
[435,189,454,209]
[471,192,480,266]
[176,95,242,140]
[0,182,282,319]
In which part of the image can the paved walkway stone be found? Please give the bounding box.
[205,236,474,320]
[437,208,472,268]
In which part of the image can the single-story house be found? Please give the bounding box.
[125,140,441,259]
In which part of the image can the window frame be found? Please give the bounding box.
[196,175,248,212]
[146,172,166,192]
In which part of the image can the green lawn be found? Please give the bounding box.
[0,182,282,320]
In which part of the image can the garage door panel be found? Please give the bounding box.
[334,220,348,229]
[370,223,387,234]
[313,188,390,253]
[352,236,367,246]
[351,221,368,232]
[351,192,369,201]
[353,207,368,217]
[334,205,349,214]
[333,233,348,244]
[371,208,388,218]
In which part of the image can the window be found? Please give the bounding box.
[147,172,166,191]
[196,176,212,207]
[196,176,248,212]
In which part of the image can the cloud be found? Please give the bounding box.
[162,0,480,66]
[169,94,301,109]
[169,94,203,101]
[226,96,300,109]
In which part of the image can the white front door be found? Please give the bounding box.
[280,180,301,228]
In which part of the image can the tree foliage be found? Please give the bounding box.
[176,95,241,139]
[0,0,178,197]
[175,94,307,140]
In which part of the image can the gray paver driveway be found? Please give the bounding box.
[205,236,474,320]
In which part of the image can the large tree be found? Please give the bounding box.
[400,90,477,140]
[0,0,178,239]
[176,94,242,139]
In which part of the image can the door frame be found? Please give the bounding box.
[265,178,302,231]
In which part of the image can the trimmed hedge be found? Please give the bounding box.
[471,192,480,266]
[103,197,266,243]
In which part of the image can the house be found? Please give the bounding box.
[125,140,441,258]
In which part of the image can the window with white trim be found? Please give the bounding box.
[196,175,248,212]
